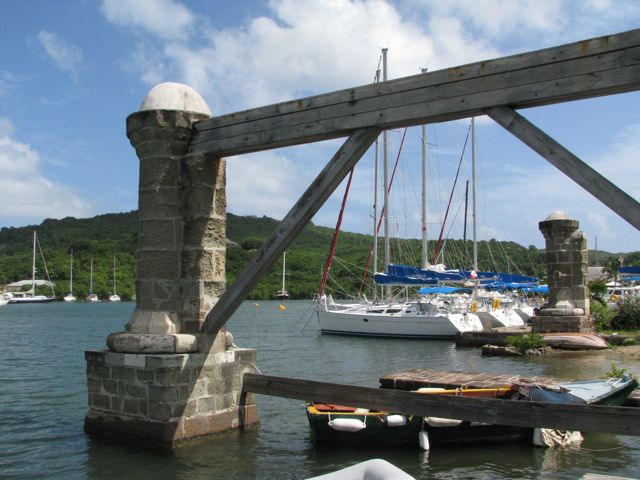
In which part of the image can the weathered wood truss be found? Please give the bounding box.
[184,28,640,437]
[197,28,640,336]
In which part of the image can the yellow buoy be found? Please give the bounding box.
[279,304,286,311]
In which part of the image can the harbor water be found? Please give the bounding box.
[1,300,639,479]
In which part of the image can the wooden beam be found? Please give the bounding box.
[191,29,640,157]
[203,127,381,336]
[485,106,640,231]
[243,373,640,436]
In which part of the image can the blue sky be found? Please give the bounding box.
[1,0,639,255]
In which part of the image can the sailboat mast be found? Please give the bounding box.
[90,257,94,294]
[281,251,286,292]
[70,249,74,294]
[420,69,429,269]
[382,48,390,299]
[31,231,36,295]
[372,68,381,302]
[472,117,478,272]
[113,256,117,295]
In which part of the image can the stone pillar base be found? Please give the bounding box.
[531,315,594,333]
[84,349,259,447]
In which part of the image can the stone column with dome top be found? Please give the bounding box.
[531,211,594,333]
[84,82,259,447]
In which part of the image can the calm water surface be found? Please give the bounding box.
[0,301,638,479]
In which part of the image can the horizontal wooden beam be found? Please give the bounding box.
[243,373,640,436]
[191,29,640,157]
[486,106,640,231]
[204,128,380,336]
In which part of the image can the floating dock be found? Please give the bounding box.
[379,368,640,407]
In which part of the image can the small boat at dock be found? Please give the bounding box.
[305,375,638,450]
[306,403,423,447]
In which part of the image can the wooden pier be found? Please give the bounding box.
[379,368,640,407]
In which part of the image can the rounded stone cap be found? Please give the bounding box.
[139,82,211,115]
[544,211,570,221]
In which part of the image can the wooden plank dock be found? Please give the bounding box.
[379,369,640,407]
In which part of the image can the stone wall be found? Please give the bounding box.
[85,348,259,446]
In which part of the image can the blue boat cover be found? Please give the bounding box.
[373,264,539,287]
[619,266,640,274]
[417,286,469,294]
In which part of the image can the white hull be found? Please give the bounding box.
[7,295,55,304]
[315,296,484,339]
[109,294,121,302]
[64,294,76,302]
[86,294,100,302]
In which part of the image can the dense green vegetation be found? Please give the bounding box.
[0,211,635,301]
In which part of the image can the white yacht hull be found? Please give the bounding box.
[315,299,484,339]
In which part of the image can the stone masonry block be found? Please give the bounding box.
[149,402,173,421]
[184,185,216,218]
[125,384,147,399]
[138,189,181,219]
[138,250,180,280]
[183,217,226,249]
[139,219,179,250]
[149,385,180,402]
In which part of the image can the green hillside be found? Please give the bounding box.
[0,211,635,300]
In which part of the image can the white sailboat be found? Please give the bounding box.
[86,257,100,302]
[3,231,55,303]
[276,251,289,300]
[63,249,76,302]
[314,53,484,339]
[109,256,121,302]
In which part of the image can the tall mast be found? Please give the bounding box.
[420,68,429,269]
[113,256,117,295]
[372,67,381,301]
[281,251,286,292]
[69,249,74,294]
[31,231,37,294]
[472,117,478,273]
[382,48,390,299]
[90,257,94,294]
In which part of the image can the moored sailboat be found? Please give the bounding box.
[86,257,100,302]
[63,249,76,302]
[109,256,121,302]
[3,231,55,304]
[276,251,289,300]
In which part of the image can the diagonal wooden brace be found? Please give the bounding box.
[486,105,640,231]
[204,127,381,338]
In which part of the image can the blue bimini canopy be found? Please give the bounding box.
[418,286,469,295]
[619,266,640,274]
[373,264,538,287]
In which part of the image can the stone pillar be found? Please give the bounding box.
[531,211,593,333]
[85,82,259,446]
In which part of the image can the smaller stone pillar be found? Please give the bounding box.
[531,211,593,333]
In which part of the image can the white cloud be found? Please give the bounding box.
[0,131,93,223]
[98,0,640,251]
[100,0,195,40]
[37,31,83,72]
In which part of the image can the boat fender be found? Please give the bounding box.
[492,298,501,310]
[386,415,407,427]
[425,417,463,427]
[416,387,446,393]
[533,428,583,447]
[418,431,430,450]
[328,418,367,432]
